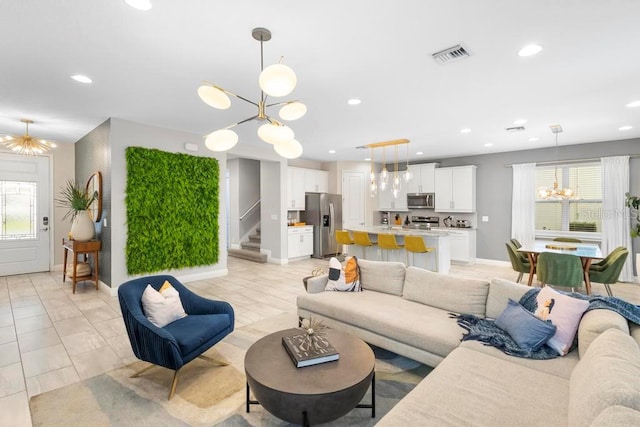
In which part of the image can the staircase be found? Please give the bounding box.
[228,228,267,263]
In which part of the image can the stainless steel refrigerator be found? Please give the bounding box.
[302,193,342,258]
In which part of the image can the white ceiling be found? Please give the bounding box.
[1,0,639,162]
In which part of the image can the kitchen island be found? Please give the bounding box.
[345,226,451,274]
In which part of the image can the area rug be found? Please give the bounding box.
[30,349,246,427]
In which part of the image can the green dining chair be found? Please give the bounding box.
[536,252,584,292]
[588,248,629,296]
[553,237,583,243]
[505,241,532,284]
[510,238,523,249]
[588,246,626,272]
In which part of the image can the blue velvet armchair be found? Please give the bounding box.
[118,274,235,399]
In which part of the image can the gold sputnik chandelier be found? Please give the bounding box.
[198,27,306,159]
[1,119,57,155]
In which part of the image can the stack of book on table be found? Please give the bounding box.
[282,331,339,368]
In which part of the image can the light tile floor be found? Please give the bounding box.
[0,257,638,426]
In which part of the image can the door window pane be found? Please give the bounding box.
[1,181,37,240]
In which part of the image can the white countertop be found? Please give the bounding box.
[347,226,450,237]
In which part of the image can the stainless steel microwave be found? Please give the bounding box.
[407,193,435,209]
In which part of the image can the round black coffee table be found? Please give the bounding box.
[245,328,375,426]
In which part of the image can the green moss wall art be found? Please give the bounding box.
[125,147,219,275]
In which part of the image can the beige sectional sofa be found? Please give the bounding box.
[297,259,640,426]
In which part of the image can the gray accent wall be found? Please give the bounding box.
[75,119,112,286]
[432,137,640,262]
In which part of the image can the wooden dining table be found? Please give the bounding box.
[517,241,603,294]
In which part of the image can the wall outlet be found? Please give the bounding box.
[482,216,489,222]
[103,218,108,227]
[271,214,278,220]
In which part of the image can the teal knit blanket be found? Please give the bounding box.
[455,288,640,360]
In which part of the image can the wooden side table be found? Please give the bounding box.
[62,238,101,294]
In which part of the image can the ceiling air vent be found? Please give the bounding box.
[432,44,470,64]
[506,126,526,133]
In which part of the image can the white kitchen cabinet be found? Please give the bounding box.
[407,163,438,194]
[304,169,329,193]
[439,228,476,263]
[287,167,306,210]
[288,226,314,258]
[434,165,476,212]
[377,182,408,211]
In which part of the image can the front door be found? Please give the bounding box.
[0,153,51,275]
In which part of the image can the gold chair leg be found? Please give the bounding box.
[169,370,179,400]
[130,364,156,378]
[198,354,230,366]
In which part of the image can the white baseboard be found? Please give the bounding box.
[474,258,512,267]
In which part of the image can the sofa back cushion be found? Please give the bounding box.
[358,259,406,296]
[402,267,489,317]
[577,308,629,358]
[568,328,640,426]
[485,278,531,319]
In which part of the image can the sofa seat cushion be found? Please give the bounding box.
[402,267,490,317]
[163,314,232,357]
[569,328,640,426]
[297,290,464,358]
[377,346,570,426]
[459,340,580,380]
[589,405,640,426]
[358,259,406,296]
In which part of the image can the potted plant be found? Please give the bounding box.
[625,192,640,282]
[56,179,97,242]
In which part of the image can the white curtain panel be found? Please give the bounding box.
[511,163,537,248]
[601,155,633,282]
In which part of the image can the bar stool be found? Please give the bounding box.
[352,231,378,260]
[335,230,355,255]
[377,233,404,262]
[404,235,434,268]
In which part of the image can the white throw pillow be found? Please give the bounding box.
[141,281,187,328]
[534,285,589,356]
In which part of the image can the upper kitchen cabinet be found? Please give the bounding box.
[434,165,476,213]
[287,167,306,210]
[304,169,329,193]
[406,163,438,194]
[377,182,408,211]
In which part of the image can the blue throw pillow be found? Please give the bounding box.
[495,299,557,351]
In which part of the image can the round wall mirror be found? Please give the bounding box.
[86,171,102,222]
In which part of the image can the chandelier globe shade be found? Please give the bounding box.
[274,139,303,159]
[259,64,297,97]
[257,123,294,144]
[2,119,57,155]
[205,129,238,151]
[198,27,304,158]
[279,101,307,121]
[197,85,231,109]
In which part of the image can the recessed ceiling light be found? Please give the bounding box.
[528,137,539,142]
[416,151,423,155]
[70,74,92,84]
[347,98,361,105]
[518,44,543,57]
[619,125,633,131]
[513,119,527,125]
[460,128,471,134]
[328,149,336,154]
[125,0,152,10]
[484,143,493,147]
[626,100,640,108]
[364,157,371,161]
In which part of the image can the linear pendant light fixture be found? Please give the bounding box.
[1,119,57,155]
[362,139,411,199]
[198,28,306,159]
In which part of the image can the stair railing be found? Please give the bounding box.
[240,199,260,221]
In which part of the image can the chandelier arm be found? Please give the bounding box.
[218,115,260,131]
[203,82,260,107]
[265,100,299,108]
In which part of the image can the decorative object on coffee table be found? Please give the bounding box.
[282,318,339,368]
[245,328,375,426]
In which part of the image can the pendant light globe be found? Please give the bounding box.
[278,101,307,121]
[257,122,294,144]
[197,85,231,109]
[259,64,297,97]
[274,139,303,159]
[205,129,238,152]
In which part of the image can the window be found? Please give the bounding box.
[0,181,38,240]
[535,163,602,233]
